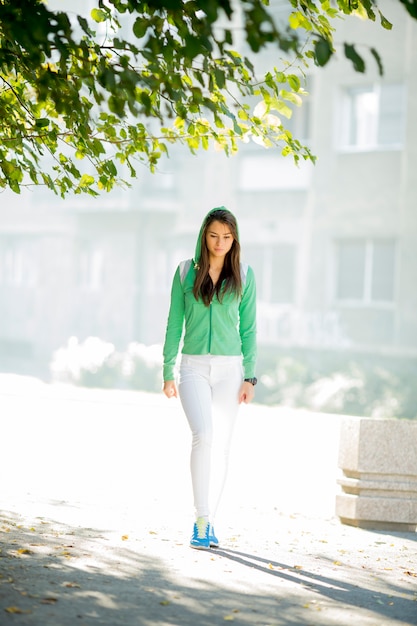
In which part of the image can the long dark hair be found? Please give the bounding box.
[193,209,242,306]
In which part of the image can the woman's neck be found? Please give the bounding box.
[208,257,224,272]
[208,261,223,287]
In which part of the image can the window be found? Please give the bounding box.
[245,243,296,303]
[0,238,38,287]
[77,241,104,291]
[340,83,405,150]
[335,239,396,304]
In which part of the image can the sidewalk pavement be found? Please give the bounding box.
[1,374,416,626]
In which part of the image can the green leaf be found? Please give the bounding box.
[288,74,301,92]
[314,38,332,67]
[233,118,242,136]
[214,68,225,89]
[271,99,293,119]
[35,118,50,128]
[104,160,117,176]
[289,11,312,30]
[108,95,126,116]
[79,174,95,187]
[280,90,302,106]
[133,17,148,39]
[77,16,93,36]
[370,47,384,76]
[378,10,393,30]
[91,8,107,23]
[344,43,366,73]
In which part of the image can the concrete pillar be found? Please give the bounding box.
[336,417,417,531]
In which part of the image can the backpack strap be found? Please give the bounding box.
[179,258,192,285]
[240,262,249,286]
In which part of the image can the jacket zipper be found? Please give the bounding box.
[208,302,212,353]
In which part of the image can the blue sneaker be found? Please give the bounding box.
[209,524,219,548]
[190,517,210,550]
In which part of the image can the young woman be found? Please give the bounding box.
[163,207,257,550]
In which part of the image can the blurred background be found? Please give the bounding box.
[0,0,416,419]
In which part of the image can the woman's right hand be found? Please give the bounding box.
[163,380,178,399]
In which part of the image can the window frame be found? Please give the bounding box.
[338,82,406,153]
[333,237,397,308]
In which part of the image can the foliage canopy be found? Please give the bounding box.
[0,0,413,196]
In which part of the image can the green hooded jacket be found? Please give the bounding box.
[163,207,257,381]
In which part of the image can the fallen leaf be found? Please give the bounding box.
[121,535,129,541]
[160,600,170,606]
[333,561,342,566]
[5,607,19,614]
[405,571,417,577]
[17,548,32,555]
[268,563,274,570]
[41,597,58,604]
[224,616,235,621]
[58,549,72,556]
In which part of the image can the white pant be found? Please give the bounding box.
[178,354,243,521]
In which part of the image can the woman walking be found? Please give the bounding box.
[163,207,257,550]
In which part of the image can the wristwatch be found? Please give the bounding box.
[244,377,258,386]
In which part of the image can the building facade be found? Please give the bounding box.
[0,0,416,377]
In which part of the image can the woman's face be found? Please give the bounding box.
[205,220,234,261]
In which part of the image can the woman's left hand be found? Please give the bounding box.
[238,381,255,404]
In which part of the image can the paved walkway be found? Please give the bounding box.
[1,375,416,626]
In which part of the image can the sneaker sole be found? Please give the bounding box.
[190,543,210,550]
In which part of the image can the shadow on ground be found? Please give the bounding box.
[1,508,416,626]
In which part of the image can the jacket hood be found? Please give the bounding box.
[194,206,240,265]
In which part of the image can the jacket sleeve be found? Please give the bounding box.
[239,265,257,378]
[163,266,185,381]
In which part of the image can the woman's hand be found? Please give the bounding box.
[238,381,255,404]
[163,380,178,399]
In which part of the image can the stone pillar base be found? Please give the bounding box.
[336,417,417,531]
